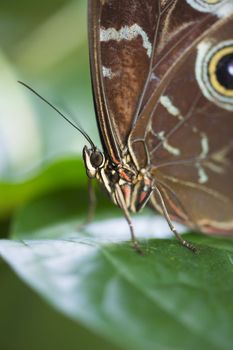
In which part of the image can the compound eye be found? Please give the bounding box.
[90,151,104,168]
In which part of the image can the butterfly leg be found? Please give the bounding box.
[168,223,197,254]
[115,184,144,255]
[153,186,198,254]
[124,208,144,255]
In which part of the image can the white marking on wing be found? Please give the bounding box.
[150,72,159,82]
[200,133,209,159]
[159,95,184,120]
[102,66,115,79]
[160,95,180,116]
[196,163,208,184]
[157,131,181,156]
[100,24,152,58]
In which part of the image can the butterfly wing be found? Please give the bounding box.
[88,0,160,162]
[88,0,221,161]
[129,2,233,233]
[89,0,233,233]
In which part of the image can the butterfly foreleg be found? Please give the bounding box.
[114,183,144,255]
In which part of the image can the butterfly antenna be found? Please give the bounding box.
[18,81,96,149]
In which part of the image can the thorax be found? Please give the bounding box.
[96,153,154,213]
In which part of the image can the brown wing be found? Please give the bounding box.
[88,0,161,162]
[88,0,221,162]
[129,3,233,233]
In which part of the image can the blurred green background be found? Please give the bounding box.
[0,0,100,180]
[0,1,114,349]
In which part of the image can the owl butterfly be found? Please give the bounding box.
[83,0,233,253]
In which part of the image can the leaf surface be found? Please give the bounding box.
[0,215,232,350]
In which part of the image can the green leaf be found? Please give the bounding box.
[0,259,118,350]
[0,216,233,350]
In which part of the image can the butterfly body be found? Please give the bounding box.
[83,146,154,213]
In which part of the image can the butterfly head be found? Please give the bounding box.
[83,146,105,178]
